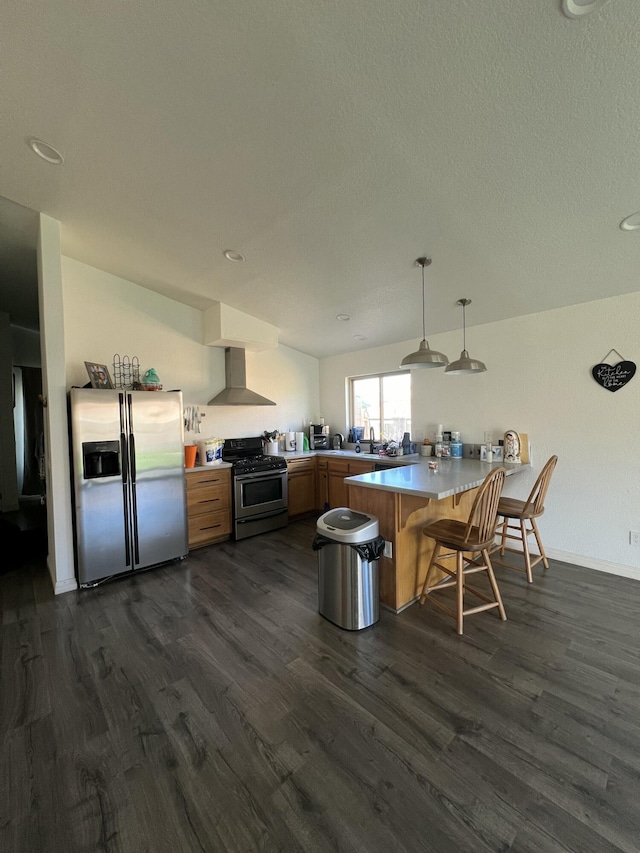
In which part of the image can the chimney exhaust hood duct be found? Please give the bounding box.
[208,347,276,406]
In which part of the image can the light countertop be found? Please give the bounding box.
[345,457,529,500]
[185,462,233,472]
[281,449,419,465]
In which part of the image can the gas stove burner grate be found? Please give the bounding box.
[223,437,287,474]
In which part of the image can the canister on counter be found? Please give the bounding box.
[450,431,463,458]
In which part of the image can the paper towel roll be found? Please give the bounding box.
[197,438,223,466]
[296,432,305,454]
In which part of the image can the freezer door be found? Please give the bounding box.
[69,389,130,584]
[127,390,188,568]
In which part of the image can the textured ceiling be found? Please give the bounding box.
[1,0,639,356]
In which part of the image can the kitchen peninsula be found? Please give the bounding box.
[345,459,529,612]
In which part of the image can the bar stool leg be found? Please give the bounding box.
[420,543,440,603]
[531,518,550,569]
[521,519,533,583]
[456,551,464,635]
[499,518,508,556]
[483,549,507,621]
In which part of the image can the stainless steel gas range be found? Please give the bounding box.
[223,437,288,540]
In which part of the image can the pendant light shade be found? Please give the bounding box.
[400,257,449,369]
[445,298,487,374]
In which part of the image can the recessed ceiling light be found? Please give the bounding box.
[223,250,245,262]
[561,0,609,19]
[620,212,640,231]
[353,335,367,342]
[28,138,64,165]
[336,314,350,322]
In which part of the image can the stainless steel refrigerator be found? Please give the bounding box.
[69,388,188,586]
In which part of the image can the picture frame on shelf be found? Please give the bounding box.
[492,445,503,462]
[85,362,114,389]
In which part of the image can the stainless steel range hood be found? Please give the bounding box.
[207,347,276,406]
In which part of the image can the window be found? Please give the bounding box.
[350,371,411,441]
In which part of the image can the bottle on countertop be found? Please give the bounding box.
[435,431,443,457]
[450,431,463,458]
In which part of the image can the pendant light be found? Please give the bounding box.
[400,257,449,369]
[445,298,487,374]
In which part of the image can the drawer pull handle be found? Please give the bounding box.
[200,498,220,504]
[202,524,221,530]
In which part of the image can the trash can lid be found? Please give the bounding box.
[316,507,379,543]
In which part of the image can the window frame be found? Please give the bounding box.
[348,369,412,441]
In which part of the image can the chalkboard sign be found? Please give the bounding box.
[591,360,636,392]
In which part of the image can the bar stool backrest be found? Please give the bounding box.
[465,467,506,546]
[523,455,558,517]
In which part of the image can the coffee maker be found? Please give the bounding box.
[309,423,330,449]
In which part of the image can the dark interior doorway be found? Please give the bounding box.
[1,365,47,574]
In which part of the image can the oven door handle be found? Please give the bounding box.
[235,470,286,484]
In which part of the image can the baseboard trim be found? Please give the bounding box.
[48,556,78,595]
[545,547,640,582]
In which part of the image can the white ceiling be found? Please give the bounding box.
[1,0,639,357]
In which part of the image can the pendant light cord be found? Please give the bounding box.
[462,300,466,351]
[421,262,426,341]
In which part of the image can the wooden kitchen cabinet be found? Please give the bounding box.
[326,457,375,509]
[317,457,328,511]
[347,460,376,477]
[327,458,350,509]
[185,468,231,548]
[286,458,317,517]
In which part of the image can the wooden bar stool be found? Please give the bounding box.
[492,455,558,583]
[420,467,507,635]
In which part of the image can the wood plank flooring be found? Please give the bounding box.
[2,517,640,852]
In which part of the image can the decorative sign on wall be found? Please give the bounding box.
[591,349,636,393]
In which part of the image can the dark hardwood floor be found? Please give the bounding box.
[2,517,640,852]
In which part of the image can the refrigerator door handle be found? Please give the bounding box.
[121,432,132,567]
[129,431,140,564]
[121,432,129,483]
[119,394,133,568]
[129,432,137,483]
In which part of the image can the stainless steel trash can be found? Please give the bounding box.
[314,508,382,630]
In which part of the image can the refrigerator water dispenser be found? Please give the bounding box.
[82,440,120,479]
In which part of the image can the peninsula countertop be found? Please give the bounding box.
[345,457,529,500]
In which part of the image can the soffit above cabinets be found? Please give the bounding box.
[202,303,278,352]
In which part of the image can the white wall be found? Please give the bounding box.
[38,215,76,594]
[62,255,320,439]
[320,292,640,578]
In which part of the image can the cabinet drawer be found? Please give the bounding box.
[187,482,230,514]
[286,458,316,474]
[348,461,374,475]
[188,509,231,547]
[187,469,230,490]
[327,459,350,475]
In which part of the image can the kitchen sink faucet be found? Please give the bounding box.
[369,427,376,454]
